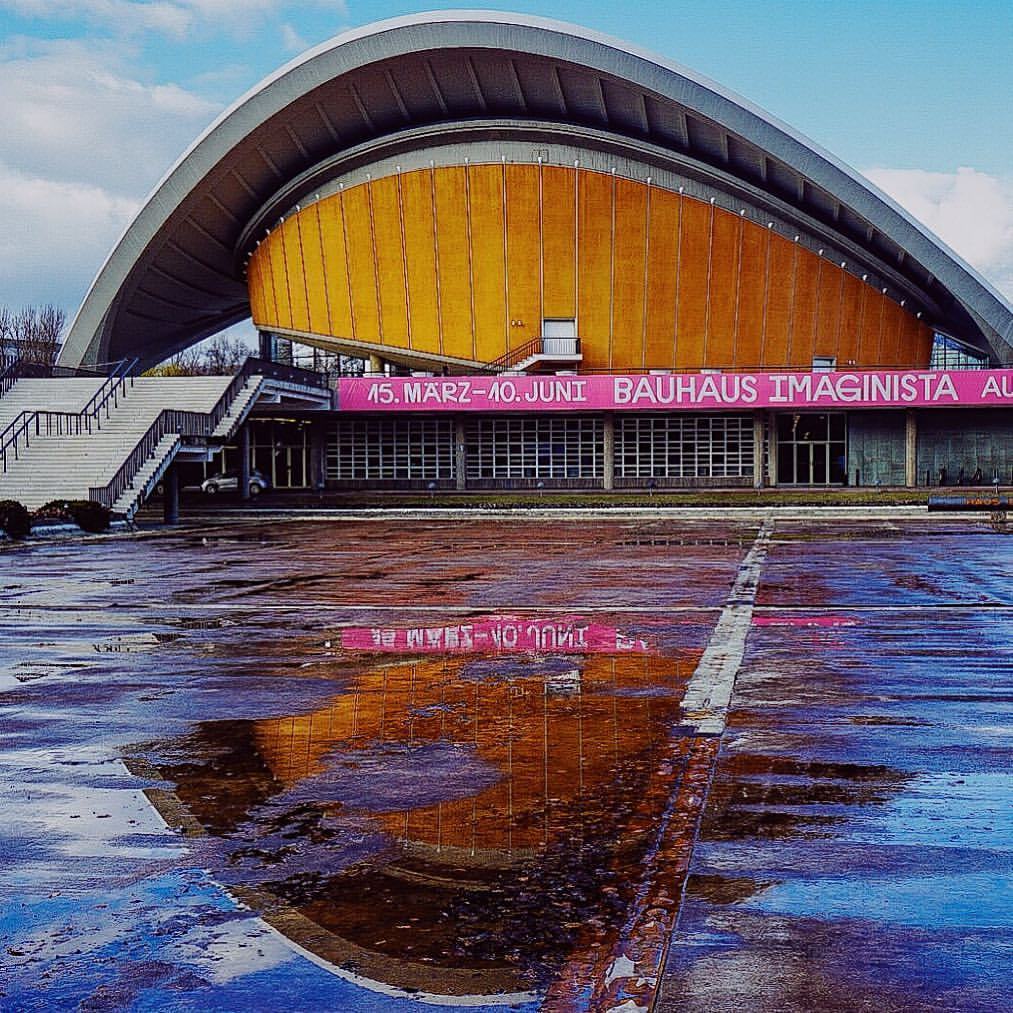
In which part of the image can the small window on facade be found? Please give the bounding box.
[542,318,578,355]
[812,356,837,372]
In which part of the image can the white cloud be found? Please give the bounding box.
[0,160,140,308]
[0,40,219,194]
[2,0,348,40]
[864,166,1013,300]
[281,22,309,54]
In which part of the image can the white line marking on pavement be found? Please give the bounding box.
[680,516,774,735]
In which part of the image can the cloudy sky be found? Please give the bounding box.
[1,0,1011,330]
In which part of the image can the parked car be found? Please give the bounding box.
[200,470,270,495]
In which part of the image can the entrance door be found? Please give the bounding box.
[776,414,846,485]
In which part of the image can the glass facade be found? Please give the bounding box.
[776,413,847,485]
[616,415,754,479]
[931,333,988,370]
[327,418,455,480]
[464,417,602,480]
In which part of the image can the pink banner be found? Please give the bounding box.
[341,616,654,655]
[336,369,1013,413]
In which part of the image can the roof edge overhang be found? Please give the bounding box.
[58,9,1013,370]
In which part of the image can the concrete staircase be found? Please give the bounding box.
[0,378,107,431]
[0,375,255,515]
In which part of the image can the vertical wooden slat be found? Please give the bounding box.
[763,233,796,366]
[505,163,542,355]
[576,169,613,370]
[735,219,768,367]
[706,207,739,368]
[434,166,473,360]
[469,164,508,363]
[674,197,710,368]
[611,177,648,371]
[400,169,440,356]
[540,166,577,319]
[299,203,330,335]
[344,185,381,342]
[644,186,679,367]
[789,247,819,366]
[370,175,410,348]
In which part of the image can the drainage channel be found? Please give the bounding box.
[542,517,774,1012]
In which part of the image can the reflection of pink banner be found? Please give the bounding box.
[337,369,1013,413]
[753,616,858,627]
[341,617,654,654]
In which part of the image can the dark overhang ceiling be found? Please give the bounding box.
[59,10,1013,369]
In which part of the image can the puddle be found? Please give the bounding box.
[137,646,699,1002]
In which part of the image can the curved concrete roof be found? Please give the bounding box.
[60,10,1013,370]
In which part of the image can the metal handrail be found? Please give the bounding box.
[0,409,97,472]
[0,357,20,398]
[89,408,212,509]
[236,355,329,389]
[483,337,544,373]
[482,336,583,373]
[89,363,263,511]
[0,357,137,473]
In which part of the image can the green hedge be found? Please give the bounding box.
[34,499,111,533]
[0,500,31,539]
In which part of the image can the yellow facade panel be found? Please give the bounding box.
[505,164,542,357]
[644,188,679,367]
[576,170,613,370]
[316,194,353,339]
[611,177,648,368]
[858,287,885,365]
[789,249,819,366]
[434,166,474,359]
[343,186,381,343]
[814,261,844,361]
[764,234,796,366]
[399,170,441,357]
[468,164,508,363]
[370,176,410,348]
[837,271,863,367]
[298,204,330,335]
[266,226,292,331]
[540,166,577,320]
[280,215,310,334]
[706,208,740,368]
[734,220,768,367]
[674,197,711,369]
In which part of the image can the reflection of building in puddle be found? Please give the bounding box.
[254,653,686,859]
[148,648,697,1002]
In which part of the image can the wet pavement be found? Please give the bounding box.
[1,516,1011,1011]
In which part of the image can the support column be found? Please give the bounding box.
[752,410,765,489]
[368,354,384,375]
[309,420,326,491]
[163,464,179,525]
[905,409,918,488]
[766,412,778,487]
[455,417,467,491]
[239,425,251,501]
[603,414,615,491]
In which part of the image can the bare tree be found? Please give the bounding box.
[201,335,251,374]
[0,304,66,365]
[142,347,205,377]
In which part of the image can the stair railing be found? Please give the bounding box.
[0,357,21,399]
[480,337,582,373]
[482,337,544,373]
[0,357,138,473]
[89,409,213,509]
[88,365,263,511]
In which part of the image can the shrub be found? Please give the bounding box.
[0,499,31,539]
[34,499,111,534]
